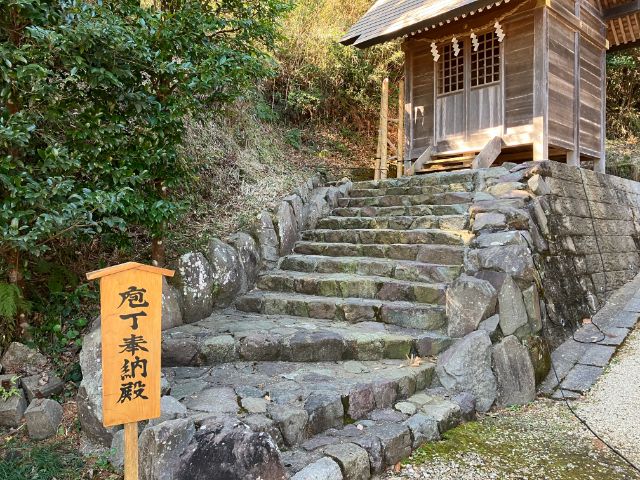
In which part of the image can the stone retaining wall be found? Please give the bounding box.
[466,160,640,343]
[162,175,353,329]
[525,162,640,326]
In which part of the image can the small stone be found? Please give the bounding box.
[323,442,370,480]
[498,276,529,337]
[242,414,284,447]
[268,404,308,446]
[371,423,411,466]
[436,330,497,412]
[277,201,298,256]
[291,457,343,480]
[528,174,551,195]
[21,373,65,403]
[161,278,183,331]
[110,429,126,470]
[305,392,344,435]
[227,232,261,291]
[0,389,27,427]
[185,387,238,414]
[451,392,476,421]
[254,211,280,270]
[202,335,238,364]
[522,285,543,334]
[1,342,48,375]
[420,398,461,433]
[148,395,187,427]
[473,212,507,232]
[242,397,268,414]
[394,402,417,415]
[492,336,536,407]
[446,275,497,338]
[479,314,501,342]
[24,398,63,440]
[578,345,616,367]
[205,238,243,307]
[405,413,440,448]
[560,364,603,393]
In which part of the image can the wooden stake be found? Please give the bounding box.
[124,422,139,480]
[397,79,405,178]
[374,126,382,181]
[379,78,389,180]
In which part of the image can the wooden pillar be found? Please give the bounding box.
[595,45,607,173]
[567,150,580,167]
[533,6,549,161]
[375,78,389,180]
[397,79,405,178]
[124,422,139,480]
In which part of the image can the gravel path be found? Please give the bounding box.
[383,329,640,480]
[576,327,640,467]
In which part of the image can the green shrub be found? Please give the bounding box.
[0,0,290,343]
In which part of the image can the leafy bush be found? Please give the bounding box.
[0,0,289,344]
[607,49,640,139]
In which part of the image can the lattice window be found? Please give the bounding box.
[471,32,500,88]
[438,42,464,95]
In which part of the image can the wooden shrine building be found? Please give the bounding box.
[342,0,640,173]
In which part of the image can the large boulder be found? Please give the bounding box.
[161,278,183,331]
[492,336,536,407]
[77,327,118,446]
[204,239,242,307]
[446,275,497,337]
[227,232,261,292]
[178,418,287,480]
[436,331,497,412]
[1,342,47,375]
[253,211,280,270]
[24,398,63,440]
[276,201,297,256]
[139,418,196,480]
[175,252,215,323]
[305,188,331,230]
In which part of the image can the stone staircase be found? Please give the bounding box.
[161,171,483,478]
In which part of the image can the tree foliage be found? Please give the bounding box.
[606,49,640,139]
[266,0,403,126]
[0,0,290,346]
[1,0,289,265]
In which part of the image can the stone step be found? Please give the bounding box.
[257,271,446,304]
[280,255,462,283]
[161,312,452,367]
[283,389,474,477]
[293,242,465,265]
[337,191,474,208]
[235,291,447,330]
[332,203,470,218]
[353,169,476,190]
[348,182,474,198]
[301,228,469,246]
[163,360,438,448]
[316,215,469,231]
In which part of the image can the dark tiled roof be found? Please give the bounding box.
[341,0,504,48]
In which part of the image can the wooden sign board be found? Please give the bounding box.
[87,262,174,427]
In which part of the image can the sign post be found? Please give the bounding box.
[87,262,174,480]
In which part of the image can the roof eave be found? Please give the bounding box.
[344,0,515,48]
